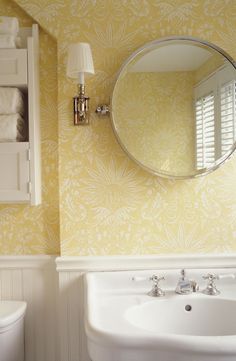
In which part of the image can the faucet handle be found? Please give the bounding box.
[218,273,236,280]
[131,276,148,282]
[148,274,165,297]
[202,273,220,296]
[131,274,165,297]
[203,273,218,281]
[132,275,165,283]
[150,275,165,283]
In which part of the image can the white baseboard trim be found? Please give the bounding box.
[56,253,236,272]
[0,255,57,269]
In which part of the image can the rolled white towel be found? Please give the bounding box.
[0,17,19,35]
[0,34,17,48]
[0,114,27,142]
[0,87,24,114]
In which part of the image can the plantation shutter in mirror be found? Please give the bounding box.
[195,92,215,169]
[195,63,236,170]
[220,80,236,156]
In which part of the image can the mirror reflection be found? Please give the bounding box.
[111,39,236,178]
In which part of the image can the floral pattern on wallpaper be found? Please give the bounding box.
[13,0,236,256]
[0,0,60,254]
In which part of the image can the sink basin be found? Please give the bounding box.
[84,269,236,361]
[126,297,236,336]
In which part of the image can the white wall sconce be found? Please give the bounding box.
[66,42,94,125]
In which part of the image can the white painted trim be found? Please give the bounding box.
[56,253,236,272]
[0,255,57,269]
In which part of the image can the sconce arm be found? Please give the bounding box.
[96,104,110,116]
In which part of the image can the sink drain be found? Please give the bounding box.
[185,305,192,312]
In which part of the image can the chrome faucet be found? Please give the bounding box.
[202,273,220,296]
[132,274,165,297]
[175,269,199,295]
[202,272,236,296]
[148,275,165,297]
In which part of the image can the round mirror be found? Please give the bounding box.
[111,37,236,179]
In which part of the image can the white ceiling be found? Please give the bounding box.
[129,44,213,72]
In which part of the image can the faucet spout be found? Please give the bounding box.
[175,269,198,295]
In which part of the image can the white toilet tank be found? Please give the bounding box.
[0,301,27,361]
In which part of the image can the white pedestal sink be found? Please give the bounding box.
[84,269,236,361]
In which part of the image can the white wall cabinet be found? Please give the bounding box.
[0,25,41,205]
[0,143,30,202]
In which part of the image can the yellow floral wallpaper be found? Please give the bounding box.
[0,0,60,254]
[113,71,195,175]
[3,0,236,255]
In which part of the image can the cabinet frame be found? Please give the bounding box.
[0,24,41,205]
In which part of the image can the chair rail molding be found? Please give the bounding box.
[56,253,236,272]
[0,255,56,268]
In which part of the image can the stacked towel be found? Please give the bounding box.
[0,17,19,35]
[0,17,20,48]
[0,87,27,142]
[0,87,24,114]
[0,34,17,48]
[0,114,27,142]
[0,18,25,140]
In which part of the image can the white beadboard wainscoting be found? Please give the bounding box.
[58,271,90,361]
[56,254,236,361]
[1,254,236,361]
[0,256,59,361]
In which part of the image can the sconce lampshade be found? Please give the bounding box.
[66,42,94,84]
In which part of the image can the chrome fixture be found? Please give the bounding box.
[175,269,199,295]
[132,274,165,297]
[148,275,165,297]
[67,42,94,125]
[96,104,110,116]
[202,273,220,296]
[190,280,199,293]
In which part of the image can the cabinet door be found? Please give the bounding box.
[0,143,30,202]
[0,49,28,86]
